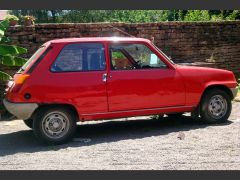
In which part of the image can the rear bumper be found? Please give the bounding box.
[231,87,238,99]
[3,99,38,120]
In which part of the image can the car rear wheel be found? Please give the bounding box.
[33,107,77,145]
[200,89,231,124]
[23,119,33,129]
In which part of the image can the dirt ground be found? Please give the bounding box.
[0,102,239,170]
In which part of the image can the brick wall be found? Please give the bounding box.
[1,21,240,98]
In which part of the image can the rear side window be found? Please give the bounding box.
[18,46,46,73]
[51,43,105,72]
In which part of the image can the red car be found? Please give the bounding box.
[3,37,238,144]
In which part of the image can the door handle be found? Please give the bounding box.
[102,73,107,82]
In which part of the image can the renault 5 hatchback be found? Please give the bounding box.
[3,37,238,144]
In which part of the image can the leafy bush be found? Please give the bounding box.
[225,10,240,20]
[5,14,19,21]
[112,51,125,59]
[210,15,223,21]
[0,20,27,81]
[9,10,240,23]
[184,10,210,21]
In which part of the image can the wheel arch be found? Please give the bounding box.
[31,103,79,121]
[201,84,234,102]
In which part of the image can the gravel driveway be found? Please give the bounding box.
[0,102,239,170]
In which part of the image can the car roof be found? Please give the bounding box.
[47,37,151,44]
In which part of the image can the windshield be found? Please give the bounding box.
[151,43,175,64]
[18,46,46,73]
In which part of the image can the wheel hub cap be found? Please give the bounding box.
[208,95,227,119]
[42,112,69,139]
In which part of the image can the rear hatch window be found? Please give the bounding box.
[17,45,47,74]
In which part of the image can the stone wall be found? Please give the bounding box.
[1,21,240,96]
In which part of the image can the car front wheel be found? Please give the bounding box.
[200,89,232,124]
[33,107,77,144]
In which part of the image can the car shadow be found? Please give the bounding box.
[0,115,233,157]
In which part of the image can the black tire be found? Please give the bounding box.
[200,89,232,124]
[167,113,183,118]
[23,119,33,129]
[33,107,77,145]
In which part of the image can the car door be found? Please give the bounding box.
[106,42,185,112]
[48,42,108,114]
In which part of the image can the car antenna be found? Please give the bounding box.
[106,24,136,38]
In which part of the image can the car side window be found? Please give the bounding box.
[51,43,105,72]
[110,43,167,70]
[110,49,135,70]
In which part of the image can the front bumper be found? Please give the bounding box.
[3,99,38,120]
[231,87,238,99]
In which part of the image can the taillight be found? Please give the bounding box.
[11,74,30,92]
[14,74,30,85]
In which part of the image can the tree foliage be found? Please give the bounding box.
[0,20,27,81]
[10,10,240,23]
[184,10,210,21]
[10,10,64,23]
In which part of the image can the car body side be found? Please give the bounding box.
[4,38,238,121]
